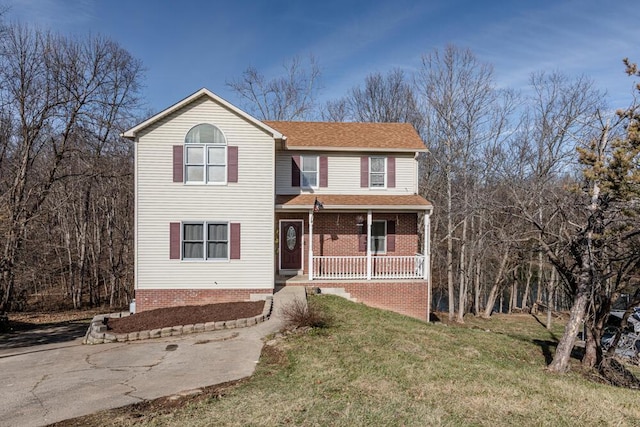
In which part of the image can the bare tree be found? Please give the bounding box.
[0,24,143,313]
[417,45,514,322]
[323,69,424,132]
[513,64,640,373]
[323,98,350,122]
[227,54,321,121]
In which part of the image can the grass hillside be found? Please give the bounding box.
[65,295,640,426]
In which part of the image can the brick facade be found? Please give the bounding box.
[276,212,420,274]
[311,280,428,321]
[135,288,272,312]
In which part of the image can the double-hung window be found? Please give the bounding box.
[370,220,387,253]
[184,124,227,184]
[301,155,318,188]
[183,222,228,260]
[369,157,386,188]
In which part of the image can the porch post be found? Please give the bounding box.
[424,210,432,323]
[366,209,372,280]
[308,210,314,280]
[423,210,430,282]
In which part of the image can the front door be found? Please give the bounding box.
[280,220,303,271]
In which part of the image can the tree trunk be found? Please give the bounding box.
[547,290,588,373]
[522,262,532,310]
[509,282,517,313]
[582,323,599,369]
[482,248,509,318]
[536,251,544,304]
[583,289,613,369]
[473,215,482,316]
[546,268,556,329]
[474,255,481,316]
[1,226,19,313]
[456,217,468,322]
[447,164,455,321]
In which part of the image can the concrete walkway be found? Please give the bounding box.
[0,286,305,427]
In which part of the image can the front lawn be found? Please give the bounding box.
[58,295,640,426]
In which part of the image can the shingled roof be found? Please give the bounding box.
[264,121,426,152]
[275,194,432,210]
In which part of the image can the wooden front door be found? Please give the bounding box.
[280,220,303,271]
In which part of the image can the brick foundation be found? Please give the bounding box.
[135,288,273,312]
[310,280,428,321]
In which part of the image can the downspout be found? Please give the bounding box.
[424,208,432,323]
[366,210,372,280]
[308,210,314,280]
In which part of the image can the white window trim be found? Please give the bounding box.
[181,221,230,261]
[369,156,387,189]
[184,145,205,184]
[370,220,387,254]
[184,124,229,185]
[300,155,319,189]
[184,144,228,185]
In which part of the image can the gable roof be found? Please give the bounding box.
[264,121,426,152]
[122,88,284,140]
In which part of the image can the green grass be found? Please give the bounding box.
[69,296,640,426]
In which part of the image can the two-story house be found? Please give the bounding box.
[123,89,433,321]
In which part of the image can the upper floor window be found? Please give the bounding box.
[369,156,386,188]
[301,155,318,188]
[185,124,227,184]
[292,154,327,188]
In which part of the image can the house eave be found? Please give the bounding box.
[275,204,432,211]
[121,88,284,141]
[283,145,427,153]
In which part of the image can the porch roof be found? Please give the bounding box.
[275,194,432,211]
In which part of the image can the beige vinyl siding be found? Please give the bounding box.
[275,151,417,195]
[136,97,274,290]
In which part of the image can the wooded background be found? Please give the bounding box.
[1,21,639,373]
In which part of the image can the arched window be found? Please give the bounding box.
[184,124,227,184]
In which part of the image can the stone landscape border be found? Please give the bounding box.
[83,297,273,345]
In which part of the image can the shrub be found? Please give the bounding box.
[279,297,330,330]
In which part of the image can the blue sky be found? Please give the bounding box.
[7,0,640,116]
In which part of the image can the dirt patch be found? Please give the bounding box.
[107,301,265,334]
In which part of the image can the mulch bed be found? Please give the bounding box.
[106,301,265,334]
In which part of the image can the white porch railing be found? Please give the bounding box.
[312,256,367,280]
[312,254,425,280]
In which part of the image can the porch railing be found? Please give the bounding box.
[312,254,425,280]
[312,256,367,280]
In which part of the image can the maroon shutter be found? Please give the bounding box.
[360,157,369,188]
[173,146,183,183]
[230,223,241,259]
[228,146,238,183]
[358,221,368,252]
[387,157,395,188]
[291,155,301,187]
[319,156,328,187]
[170,222,181,259]
[387,220,396,252]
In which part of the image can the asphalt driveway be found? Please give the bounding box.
[0,286,303,427]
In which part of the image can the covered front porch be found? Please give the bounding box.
[275,194,432,282]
